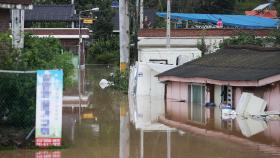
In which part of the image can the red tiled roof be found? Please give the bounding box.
[24,28,90,36]
[139,29,272,37]
[0,0,32,5]
[245,10,277,19]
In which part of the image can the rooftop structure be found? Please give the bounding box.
[158,46,280,87]
[157,12,279,29]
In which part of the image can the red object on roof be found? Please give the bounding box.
[245,10,277,19]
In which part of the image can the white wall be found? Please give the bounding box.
[138,48,201,65]
[138,36,229,53]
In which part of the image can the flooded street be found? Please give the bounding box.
[1,66,280,158]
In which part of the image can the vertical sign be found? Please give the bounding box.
[35,70,63,147]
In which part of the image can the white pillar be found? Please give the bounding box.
[12,9,25,49]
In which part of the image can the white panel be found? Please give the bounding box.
[136,64,151,95]
[245,95,267,115]
[237,92,267,115]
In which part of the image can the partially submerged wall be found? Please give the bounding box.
[233,83,280,111]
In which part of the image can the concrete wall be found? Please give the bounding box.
[0,9,10,32]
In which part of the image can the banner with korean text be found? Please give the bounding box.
[35,70,63,147]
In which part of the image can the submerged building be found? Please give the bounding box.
[157,46,280,112]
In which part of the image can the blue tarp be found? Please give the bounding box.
[156,12,279,29]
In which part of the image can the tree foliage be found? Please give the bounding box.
[87,36,119,64]
[0,33,74,127]
[219,29,280,48]
[91,0,114,40]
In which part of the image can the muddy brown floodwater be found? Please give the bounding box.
[0,65,280,158]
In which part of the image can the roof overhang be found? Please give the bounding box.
[24,28,90,39]
[158,74,280,87]
[0,4,33,10]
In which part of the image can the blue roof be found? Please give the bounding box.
[156,12,279,29]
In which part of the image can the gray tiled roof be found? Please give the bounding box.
[0,0,32,5]
[25,4,78,22]
[158,46,280,81]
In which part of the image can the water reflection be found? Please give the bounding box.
[1,66,280,158]
[127,96,280,158]
[35,151,61,158]
[236,117,267,137]
[162,98,280,156]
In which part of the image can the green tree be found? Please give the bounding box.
[0,33,74,127]
[91,0,114,40]
[87,36,119,64]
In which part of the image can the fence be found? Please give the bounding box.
[0,70,36,148]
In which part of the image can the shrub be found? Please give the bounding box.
[87,36,119,65]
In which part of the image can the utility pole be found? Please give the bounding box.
[140,0,144,29]
[119,0,130,72]
[166,0,171,48]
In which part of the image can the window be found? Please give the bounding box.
[188,84,206,123]
[149,59,168,64]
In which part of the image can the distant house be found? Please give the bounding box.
[25,4,78,28]
[157,46,280,112]
[24,4,89,66]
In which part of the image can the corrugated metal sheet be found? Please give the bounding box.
[157,12,279,29]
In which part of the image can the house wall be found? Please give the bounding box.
[166,82,188,101]
[166,99,189,123]
[233,84,280,111]
[263,84,280,111]
[0,9,10,32]
[138,48,201,65]
[167,80,280,111]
